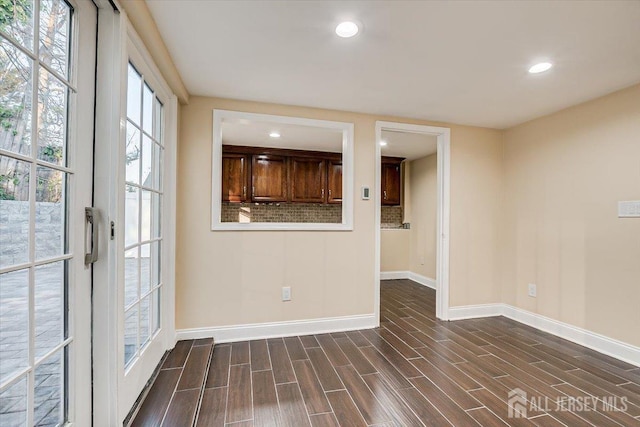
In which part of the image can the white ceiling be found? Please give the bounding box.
[147,1,640,129]
[222,118,343,152]
[381,130,437,161]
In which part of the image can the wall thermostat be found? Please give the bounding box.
[361,186,371,200]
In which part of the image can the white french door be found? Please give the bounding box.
[118,42,171,420]
[0,0,96,426]
[92,11,176,424]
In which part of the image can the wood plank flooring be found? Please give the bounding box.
[131,280,640,426]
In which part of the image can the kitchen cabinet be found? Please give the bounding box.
[221,154,248,202]
[251,154,288,202]
[382,158,402,206]
[327,160,342,204]
[222,145,342,204]
[290,157,326,203]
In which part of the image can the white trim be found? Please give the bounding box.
[210,109,354,231]
[164,96,178,347]
[380,271,410,280]
[408,272,436,290]
[375,121,451,322]
[176,314,377,344]
[92,6,178,423]
[447,304,640,367]
[92,4,124,425]
[448,303,503,320]
[115,23,178,423]
[502,305,640,367]
[374,127,382,328]
[379,271,436,290]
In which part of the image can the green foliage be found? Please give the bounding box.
[0,104,22,119]
[41,144,63,162]
[36,172,61,203]
[0,104,22,130]
[0,173,16,200]
[0,0,32,27]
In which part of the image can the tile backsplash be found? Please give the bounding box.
[222,202,342,223]
[381,206,403,228]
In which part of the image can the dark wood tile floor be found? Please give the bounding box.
[131,280,640,426]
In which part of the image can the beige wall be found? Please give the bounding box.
[502,84,640,347]
[119,0,189,104]
[448,126,505,307]
[380,230,410,272]
[409,154,438,279]
[177,96,503,329]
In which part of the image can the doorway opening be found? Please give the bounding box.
[374,122,450,322]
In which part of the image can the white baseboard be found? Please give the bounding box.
[175,313,377,344]
[448,303,503,320]
[408,272,436,290]
[502,305,640,367]
[380,271,409,280]
[380,271,436,290]
[448,303,640,367]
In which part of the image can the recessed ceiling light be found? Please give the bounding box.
[528,62,553,74]
[380,141,387,146]
[336,21,359,38]
[269,132,281,138]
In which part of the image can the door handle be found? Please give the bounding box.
[84,207,100,265]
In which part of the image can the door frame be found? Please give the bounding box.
[0,0,96,424]
[374,121,451,321]
[92,2,178,425]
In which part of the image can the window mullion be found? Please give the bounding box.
[26,0,42,424]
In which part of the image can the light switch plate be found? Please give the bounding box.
[618,201,640,218]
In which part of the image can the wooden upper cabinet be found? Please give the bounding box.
[327,161,342,204]
[251,154,288,202]
[221,154,248,202]
[382,160,402,206]
[223,145,343,205]
[290,157,326,203]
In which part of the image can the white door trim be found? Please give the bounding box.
[92,4,124,425]
[92,4,178,424]
[374,122,451,322]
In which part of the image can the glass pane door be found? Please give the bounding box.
[0,0,95,425]
[123,62,163,369]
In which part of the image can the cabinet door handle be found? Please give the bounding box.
[384,190,387,200]
[321,188,325,199]
[328,189,332,198]
[243,185,246,198]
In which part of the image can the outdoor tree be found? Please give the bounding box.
[1,0,69,202]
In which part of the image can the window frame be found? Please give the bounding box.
[211,109,354,231]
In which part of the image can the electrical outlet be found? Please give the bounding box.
[528,283,537,298]
[282,286,291,302]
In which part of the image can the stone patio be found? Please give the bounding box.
[0,258,149,426]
